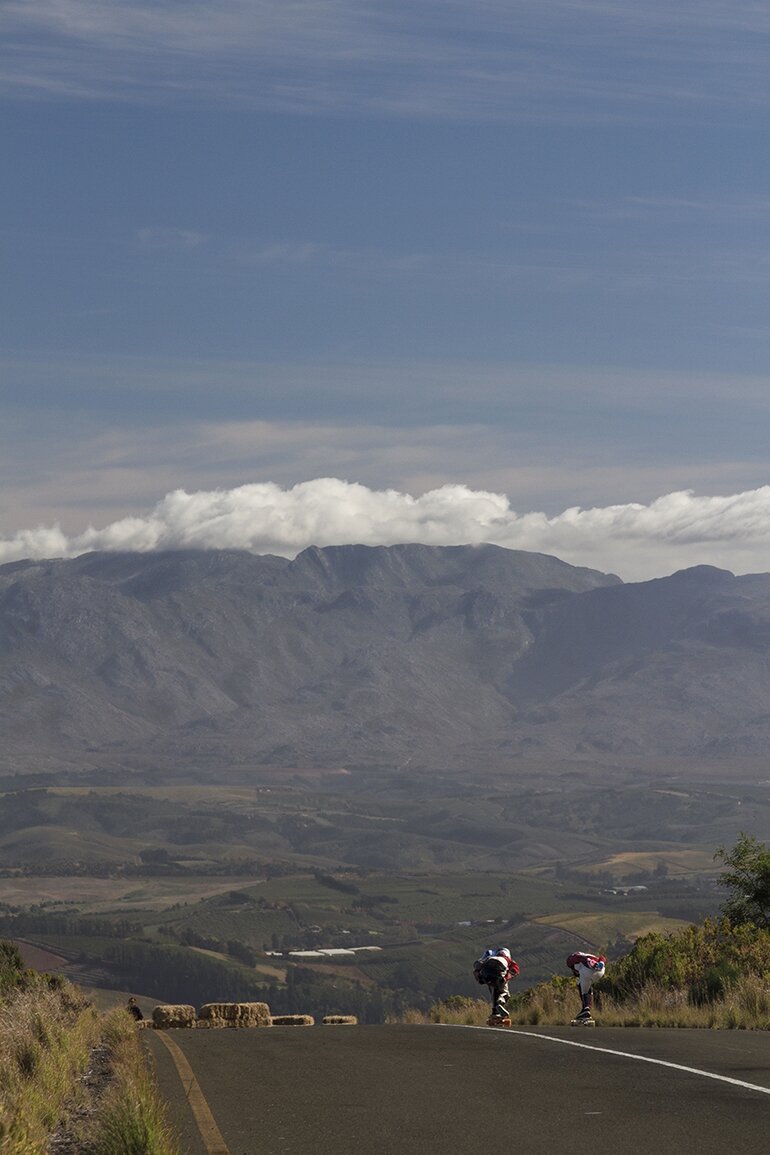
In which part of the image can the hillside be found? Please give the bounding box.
[2,544,770,773]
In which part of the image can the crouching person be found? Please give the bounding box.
[566,951,606,1023]
[473,947,520,1025]
[126,997,144,1021]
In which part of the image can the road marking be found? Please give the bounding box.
[442,1025,770,1098]
[153,1031,231,1155]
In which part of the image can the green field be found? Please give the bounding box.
[0,769,737,1018]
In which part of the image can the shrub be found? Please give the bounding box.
[602,918,770,1009]
[0,943,28,999]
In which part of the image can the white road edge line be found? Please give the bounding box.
[438,1024,770,1098]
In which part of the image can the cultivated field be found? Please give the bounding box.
[0,765,746,1019]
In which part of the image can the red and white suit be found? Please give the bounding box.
[566,951,606,1015]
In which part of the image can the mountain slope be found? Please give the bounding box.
[3,544,770,773]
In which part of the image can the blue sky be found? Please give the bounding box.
[2,1,770,578]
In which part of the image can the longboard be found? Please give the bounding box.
[570,1017,596,1026]
[487,1016,512,1027]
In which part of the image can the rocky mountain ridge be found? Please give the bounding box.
[2,543,769,775]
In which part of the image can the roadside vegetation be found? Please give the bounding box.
[0,941,177,1155]
[420,835,770,1030]
[0,941,101,1153]
[77,1009,179,1155]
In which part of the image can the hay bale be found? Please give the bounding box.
[322,1015,358,1026]
[198,1002,272,1028]
[152,1004,196,1029]
[270,1014,315,1026]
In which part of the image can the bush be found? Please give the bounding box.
[0,942,26,996]
[602,918,770,1007]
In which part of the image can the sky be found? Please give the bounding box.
[2,0,770,581]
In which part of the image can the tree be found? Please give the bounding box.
[714,833,770,928]
[0,939,25,993]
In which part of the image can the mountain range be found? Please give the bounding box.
[2,543,770,777]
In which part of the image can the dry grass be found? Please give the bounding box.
[78,1010,180,1155]
[419,974,770,1031]
[534,912,691,942]
[507,975,770,1029]
[0,876,245,911]
[388,996,490,1027]
[0,981,100,1155]
[577,848,716,879]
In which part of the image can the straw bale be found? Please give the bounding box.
[152,1004,196,1029]
[322,1015,358,1025]
[270,1014,315,1026]
[198,1001,272,1027]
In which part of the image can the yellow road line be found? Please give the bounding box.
[153,1030,232,1155]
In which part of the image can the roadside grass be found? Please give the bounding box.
[0,938,178,1155]
[508,973,770,1029]
[420,919,770,1030]
[0,979,101,1154]
[77,1010,179,1155]
[415,977,770,1030]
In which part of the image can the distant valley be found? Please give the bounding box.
[3,542,770,1015]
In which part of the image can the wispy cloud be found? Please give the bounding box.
[4,1,770,119]
[4,353,770,424]
[135,227,208,250]
[573,196,770,226]
[5,478,770,581]
[121,220,770,295]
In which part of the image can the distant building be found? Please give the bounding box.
[286,945,383,958]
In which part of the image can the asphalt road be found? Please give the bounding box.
[145,1023,770,1155]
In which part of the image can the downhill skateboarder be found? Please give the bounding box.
[566,951,606,1024]
[473,947,520,1025]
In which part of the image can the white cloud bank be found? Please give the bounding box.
[3,479,770,582]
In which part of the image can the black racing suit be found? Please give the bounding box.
[474,955,513,1018]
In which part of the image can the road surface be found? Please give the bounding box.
[145,1023,770,1154]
